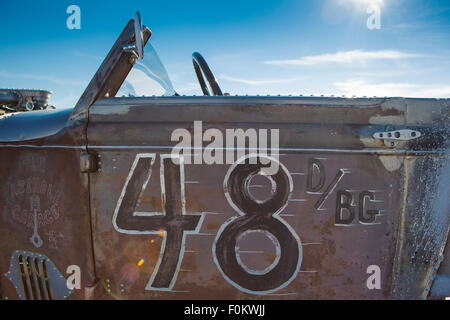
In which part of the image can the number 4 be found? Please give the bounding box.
[112,154,204,291]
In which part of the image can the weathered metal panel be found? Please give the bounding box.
[1,94,446,300]
[87,96,448,299]
[0,120,96,299]
[390,98,450,299]
[391,155,450,299]
[89,149,401,299]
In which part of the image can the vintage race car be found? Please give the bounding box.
[0,12,448,300]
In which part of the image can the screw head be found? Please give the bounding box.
[129,56,138,65]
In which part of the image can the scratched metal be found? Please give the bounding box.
[0,96,448,299]
[86,96,449,300]
[0,122,96,300]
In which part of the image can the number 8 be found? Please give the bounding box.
[213,154,302,294]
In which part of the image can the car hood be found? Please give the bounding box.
[0,108,72,143]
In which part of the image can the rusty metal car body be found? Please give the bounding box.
[0,13,449,300]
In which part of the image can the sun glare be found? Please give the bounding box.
[352,0,384,6]
[337,0,385,9]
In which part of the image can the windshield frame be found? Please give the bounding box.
[69,18,152,121]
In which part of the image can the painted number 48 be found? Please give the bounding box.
[112,153,302,294]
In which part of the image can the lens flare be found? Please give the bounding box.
[336,0,385,9]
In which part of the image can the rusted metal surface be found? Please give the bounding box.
[89,151,399,299]
[0,94,447,300]
[391,100,450,299]
[0,119,97,299]
[85,96,449,300]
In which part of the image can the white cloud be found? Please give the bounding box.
[334,79,450,98]
[349,0,384,6]
[335,0,384,9]
[264,50,422,66]
[220,74,300,85]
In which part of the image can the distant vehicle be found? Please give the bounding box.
[0,12,448,300]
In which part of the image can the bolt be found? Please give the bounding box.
[129,56,138,65]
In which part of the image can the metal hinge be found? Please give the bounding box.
[80,152,99,173]
[373,129,422,148]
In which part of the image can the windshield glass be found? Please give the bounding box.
[117,43,176,97]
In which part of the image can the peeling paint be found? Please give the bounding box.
[379,156,404,172]
[369,98,406,125]
[380,98,407,113]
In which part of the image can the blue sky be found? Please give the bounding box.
[0,0,449,108]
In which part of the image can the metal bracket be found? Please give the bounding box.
[80,152,99,173]
[373,129,421,141]
[373,129,422,148]
[123,11,145,60]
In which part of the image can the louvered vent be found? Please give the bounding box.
[17,254,53,300]
[4,251,73,300]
